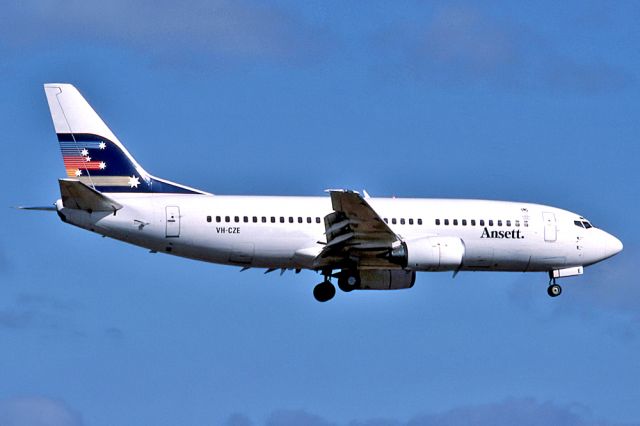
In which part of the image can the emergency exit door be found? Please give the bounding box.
[166,206,180,237]
[542,212,557,242]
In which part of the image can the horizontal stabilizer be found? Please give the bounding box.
[16,206,56,211]
[59,179,123,212]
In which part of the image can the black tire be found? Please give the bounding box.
[547,284,562,297]
[338,273,360,293]
[313,282,336,302]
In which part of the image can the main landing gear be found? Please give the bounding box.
[313,280,336,303]
[313,270,361,302]
[547,274,562,298]
[337,271,360,293]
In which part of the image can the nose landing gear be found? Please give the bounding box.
[547,274,562,298]
[547,283,562,297]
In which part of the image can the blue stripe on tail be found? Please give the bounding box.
[57,133,199,194]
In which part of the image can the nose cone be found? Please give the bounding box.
[603,233,623,259]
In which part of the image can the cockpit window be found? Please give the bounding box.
[574,220,584,228]
[582,221,593,229]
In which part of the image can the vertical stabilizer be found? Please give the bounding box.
[43,84,205,194]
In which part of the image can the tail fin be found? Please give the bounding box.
[43,84,205,194]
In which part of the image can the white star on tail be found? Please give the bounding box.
[128,175,140,188]
[80,148,89,156]
[85,156,91,162]
[99,162,106,170]
[75,169,82,176]
[98,141,106,150]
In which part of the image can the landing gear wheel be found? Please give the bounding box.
[547,283,562,297]
[313,281,336,302]
[338,273,360,293]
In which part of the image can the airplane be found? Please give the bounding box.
[25,83,623,302]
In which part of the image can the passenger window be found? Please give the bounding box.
[280,217,285,223]
[225,216,230,223]
[262,217,267,223]
[435,219,441,225]
[216,216,221,223]
[206,216,212,223]
[471,219,476,226]
[392,218,397,225]
[462,219,467,226]
[384,218,388,224]
[298,217,303,223]
[289,217,294,223]
[506,220,511,226]
[243,216,248,223]
[252,216,257,223]
[400,218,405,225]
[307,217,312,224]
[409,218,414,225]
[497,220,502,226]
[316,217,321,224]
[453,219,458,226]
[444,219,450,225]
[270,217,275,223]
[234,216,240,223]
[489,220,494,226]
[480,220,485,226]
[418,218,423,225]
[524,220,529,227]
[515,220,520,227]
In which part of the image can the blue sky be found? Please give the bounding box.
[1,1,639,425]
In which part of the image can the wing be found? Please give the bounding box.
[318,190,400,267]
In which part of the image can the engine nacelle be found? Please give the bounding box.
[357,269,416,290]
[393,236,465,271]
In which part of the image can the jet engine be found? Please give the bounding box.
[391,236,465,271]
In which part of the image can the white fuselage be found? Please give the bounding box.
[55,194,620,273]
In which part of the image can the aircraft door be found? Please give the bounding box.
[542,212,557,242]
[166,206,180,237]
